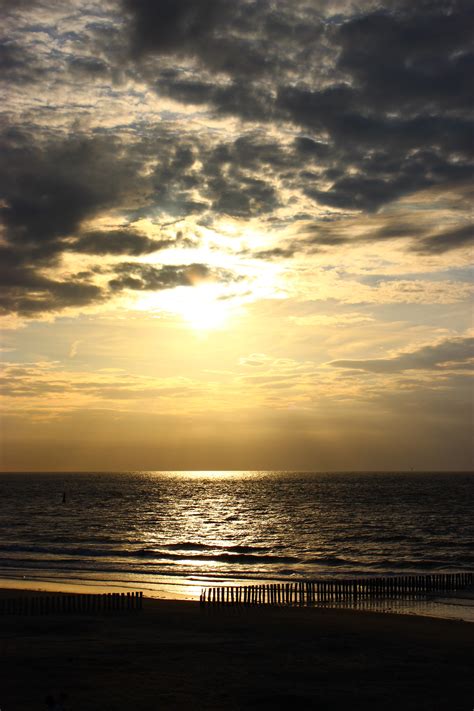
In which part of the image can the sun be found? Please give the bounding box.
[133,283,234,331]
[174,285,230,331]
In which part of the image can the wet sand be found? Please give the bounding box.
[1,589,473,710]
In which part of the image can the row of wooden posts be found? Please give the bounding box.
[200,572,474,606]
[0,591,143,616]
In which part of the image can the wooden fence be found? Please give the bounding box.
[0,591,143,616]
[200,572,473,606]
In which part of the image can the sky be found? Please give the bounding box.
[0,0,473,471]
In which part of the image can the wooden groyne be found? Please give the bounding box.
[0,591,143,616]
[200,573,473,607]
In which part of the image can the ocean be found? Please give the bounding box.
[1,471,473,619]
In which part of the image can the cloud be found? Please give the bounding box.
[239,353,271,367]
[125,0,473,213]
[125,0,474,227]
[67,56,109,77]
[274,2,474,212]
[336,1,474,114]
[1,0,472,324]
[0,262,104,316]
[0,40,39,84]
[0,128,150,314]
[0,130,145,258]
[123,0,225,57]
[413,224,474,254]
[69,339,80,358]
[1,0,473,472]
[71,229,175,256]
[108,262,235,292]
[123,0,324,80]
[0,360,206,404]
[330,336,474,373]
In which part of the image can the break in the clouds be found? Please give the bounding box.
[1,0,472,469]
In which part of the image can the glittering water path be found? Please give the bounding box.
[0,471,472,617]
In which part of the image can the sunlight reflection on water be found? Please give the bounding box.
[0,471,472,619]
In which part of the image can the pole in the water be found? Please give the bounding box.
[62,491,66,503]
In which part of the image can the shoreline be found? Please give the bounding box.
[1,587,473,710]
[1,576,473,623]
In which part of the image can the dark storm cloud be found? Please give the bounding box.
[145,132,282,219]
[6,0,473,220]
[276,2,474,210]
[156,74,275,123]
[0,0,40,7]
[0,259,104,316]
[68,56,109,77]
[0,124,285,264]
[1,0,473,322]
[414,224,474,254]
[148,141,209,217]
[250,212,474,259]
[0,130,145,254]
[1,115,469,320]
[1,6,128,115]
[122,0,318,79]
[0,39,48,84]
[0,121,280,314]
[0,41,24,73]
[193,134,292,218]
[330,337,474,373]
[210,176,277,218]
[123,0,225,56]
[123,0,328,126]
[300,217,474,254]
[0,129,150,314]
[279,1,474,121]
[294,137,330,160]
[336,1,474,114]
[124,0,473,214]
[279,95,473,210]
[71,229,174,256]
[252,247,298,260]
[215,135,289,170]
[108,262,233,292]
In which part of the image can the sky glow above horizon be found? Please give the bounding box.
[0,0,473,471]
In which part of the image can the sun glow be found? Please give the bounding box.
[134,284,236,330]
[129,249,283,330]
[173,285,232,330]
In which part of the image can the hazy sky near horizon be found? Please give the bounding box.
[1,0,473,471]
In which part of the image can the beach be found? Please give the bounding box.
[1,588,473,710]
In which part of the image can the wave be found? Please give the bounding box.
[158,542,270,553]
[0,543,300,566]
[2,542,473,568]
[135,549,300,564]
[0,544,126,558]
[371,558,474,570]
[1,558,473,589]
[307,556,350,566]
[158,542,214,551]
[0,560,301,580]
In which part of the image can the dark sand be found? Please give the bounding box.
[1,589,473,710]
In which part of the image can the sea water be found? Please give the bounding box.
[0,471,472,619]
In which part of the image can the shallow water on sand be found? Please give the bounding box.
[0,471,473,617]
